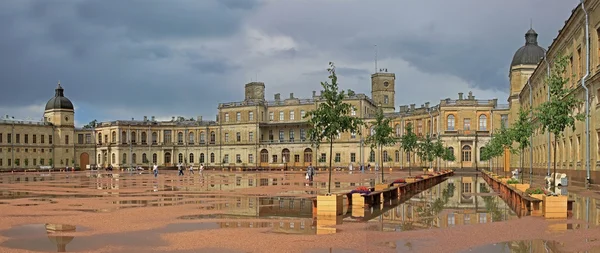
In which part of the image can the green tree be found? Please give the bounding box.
[399,123,418,176]
[83,119,98,129]
[416,134,436,172]
[535,55,584,187]
[365,108,396,183]
[483,126,514,176]
[433,139,453,171]
[305,62,364,194]
[512,108,534,183]
[441,145,456,168]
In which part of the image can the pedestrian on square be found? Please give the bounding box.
[189,165,195,175]
[307,163,315,182]
[177,163,184,176]
[152,164,159,178]
[199,163,204,174]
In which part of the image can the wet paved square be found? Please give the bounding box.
[0,170,599,252]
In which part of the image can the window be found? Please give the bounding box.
[351,131,356,139]
[177,132,183,143]
[152,153,157,164]
[480,147,485,161]
[577,47,582,77]
[199,153,205,163]
[272,155,277,163]
[447,115,455,131]
[210,132,216,144]
[236,112,241,121]
[290,111,295,120]
[225,113,229,122]
[448,147,454,158]
[65,135,69,145]
[351,107,356,116]
[279,111,284,121]
[269,112,274,121]
[395,150,400,162]
[249,132,254,142]
[478,115,487,131]
[236,132,241,142]
[289,130,295,141]
[384,95,389,104]
[24,134,28,144]
[501,114,509,128]
[112,153,116,164]
[320,153,326,163]
[178,153,183,164]
[152,132,158,143]
[85,134,91,144]
[236,154,241,163]
[142,153,148,163]
[132,153,137,164]
[462,145,472,162]
[7,134,11,143]
[260,150,269,163]
[335,153,341,162]
[300,110,306,119]
[200,132,205,144]
[225,133,229,142]
[223,154,229,163]
[210,153,215,163]
[279,130,284,141]
[49,135,53,144]
[383,151,389,162]
[463,118,471,131]
[248,154,254,164]
[188,132,194,144]
[294,154,300,163]
[78,134,84,144]
[417,120,423,135]
[0,133,2,143]
[164,130,172,144]
[141,132,147,144]
[369,150,375,162]
[189,153,194,163]
[41,135,45,144]
[249,111,254,121]
[16,134,20,143]
[300,129,306,140]
[350,153,356,163]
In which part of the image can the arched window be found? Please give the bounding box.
[111,131,116,143]
[200,153,205,163]
[141,132,147,144]
[200,132,205,144]
[111,153,116,164]
[369,150,375,162]
[447,115,455,131]
[260,149,269,163]
[177,132,183,144]
[479,115,487,131]
[122,153,127,164]
[132,153,137,164]
[189,132,195,144]
[448,147,454,159]
[395,150,400,162]
[178,153,183,163]
[98,154,101,163]
[152,153,157,164]
[383,151,389,162]
[210,131,216,144]
[131,132,136,143]
[164,152,171,164]
[142,153,147,163]
[282,149,290,163]
[303,148,313,163]
[462,145,472,162]
[395,124,401,136]
[479,147,485,161]
[189,153,194,163]
[210,153,215,163]
[151,132,157,144]
[121,131,127,144]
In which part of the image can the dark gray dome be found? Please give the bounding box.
[511,28,545,66]
[45,82,74,111]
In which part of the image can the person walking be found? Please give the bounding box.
[189,165,195,175]
[152,164,159,178]
[177,163,184,176]
[307,163,315,182]
[199,163,204,174]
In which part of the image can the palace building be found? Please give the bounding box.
[2,0,598,183]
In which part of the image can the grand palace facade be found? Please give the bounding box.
[0,0,599,182]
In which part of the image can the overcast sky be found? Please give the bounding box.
[0,0,579,127]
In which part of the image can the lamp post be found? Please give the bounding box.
[527,79,533,184]
[581,0,591,185]
[542,55,551,177]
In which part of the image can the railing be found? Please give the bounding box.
[260,139,308,144]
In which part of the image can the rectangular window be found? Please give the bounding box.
[300,129,306,140]
[163,130,171,144]
[279,111,284,121]
[351,107,356,116]
[7,134,10,143]
[24,134,28,144]
[577,47,582,77]
[249,111,254,121]
[223,154,229,163]
[289,111,295,120]
[225,133,229,142]
[249,132,254,142]
[236,112,241,122]
[248,154,254,164]
[236,154,241,163]
[269,112,274,121]
[65,135,69,144]
[335,153,341,162]
[40,135,44,144]
[78,134,84,144]
[85,134,91,144]
[350,153,356,163]
[0,159,2,166]
[463,118,471,131]
[272,155,278,163]
[300,110,306,119]
[8,159,11,166]
[289,129,295,141]
[320,153,326,163]
[279,130,284,141]
[351,131,356,139]
[16,134,20,143]
[225,113,229,122]
[0,133,2,143]
[294,154,300,163]
[49,135,53,144]
[501,115,509,128]
[236,132,241,142]
[32,134,36,144]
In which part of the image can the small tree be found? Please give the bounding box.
[400,123,418,176]
[365,108,396,183]
[536,55,584,187]
[433,138,451,171]
[416,134,436,172]
[487,125,514,177]
[442,146,456,164]
[83,119,98,129]
[512,108,534,183]
[305,62,364,194]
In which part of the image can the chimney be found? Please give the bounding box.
[151,116,155,121]
[399,105,408,113]
[143,116,147,121]
[410,104,416,110]
[131,118,134,121]
[312,91,316,97]
[425,102,430,108]
[468,91,474,100]
[274,93,281,101]
[290,93,294,99]
[458,92,464,100]
[197,116,203,121]
[492,99,498,105]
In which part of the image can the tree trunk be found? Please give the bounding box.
[328,138,333,195]
[520,148,524,184]
[380,144,384,183]
[552,135,557,190]
[408,151,412,176]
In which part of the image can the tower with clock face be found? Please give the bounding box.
[43,82,75,127]
[371,72,396,113]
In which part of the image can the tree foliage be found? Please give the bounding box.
[83,119,98,129]
[365,108,396,182]
[399,123,418,176]
[512,108,534,182]
[416,134,436,168]
[305,62,364,194]
[535,55,584,184]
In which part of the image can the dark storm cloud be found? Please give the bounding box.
[0,0,259,124]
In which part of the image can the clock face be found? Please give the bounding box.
[383,81,389,87]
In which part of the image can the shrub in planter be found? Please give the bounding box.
[350,186,370,194]
[526,188,545,195]
[507,179,519,184]
[392,178,406,184]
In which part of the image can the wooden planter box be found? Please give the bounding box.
[543,195,568,219]
[406,177,417,183]
[317,194,343,216]
[529,194,545,217]
[374,183,389,191]
[513,183,530,192]
[421,175,430,179]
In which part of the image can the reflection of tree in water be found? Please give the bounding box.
[510,241,531,253]
[399,221,414,231]
[479,185,504,221]
[415,183,455,227]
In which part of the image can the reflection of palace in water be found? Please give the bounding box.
[375,176,515,231]
[45,223,76,252]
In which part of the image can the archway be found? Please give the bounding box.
[303,148,313,166]
[164,152,172,166]
[260,149,269,167]
[79,153,89,170]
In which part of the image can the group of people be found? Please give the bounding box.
[149,163,205,178]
